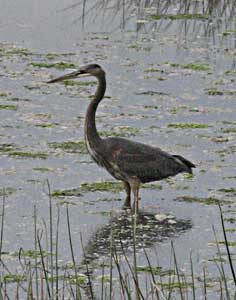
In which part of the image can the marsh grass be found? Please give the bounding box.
[0,187,235,299]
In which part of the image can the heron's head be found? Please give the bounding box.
[47,64,105,83]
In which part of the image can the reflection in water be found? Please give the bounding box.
[65,0,236,38]
[83,210,192,263]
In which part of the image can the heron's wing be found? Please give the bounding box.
[103,137,194,183]
[114,151,188,183]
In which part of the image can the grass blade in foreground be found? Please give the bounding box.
[218,204,236,287]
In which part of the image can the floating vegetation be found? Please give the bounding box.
[31,61,77,70]
[206,88,224,96]
[33,167,52,172]
[35,123,57,128]
[100,126,140,138]
[137,266,175,276]
[62,80,97,86]
[158,281,193,291]
[0,187,16,196]
[215,240,236,247]
[206,88,236,96]
[0,144,48,159]
[8,151,48,159]
[143,105,159,109]
[211,136,229,143]
[80,181,123,193]
[169,62,211,71]
[143,183,162,190]
[0,92,8,97]
[52,188,82,197]
[144,68,162,73]
[0,143,16,153]
[225,70,236,75]
[49,140,87,154]
[222,29,236,36]
[24,84,41,90]
[218,188,236,195]
[215,146,236,156]
[183,173,194,180]
[66,274,87,285]
[95,197,122,203]
[52,181,164,198]
[10,249,51,258]
[150,13,209,20]
[168,123,209,129]
[3,274,26,284]
[221,128,236,134]
[0,104,17,110]
[175,196,231,205]
[224,217,236,224]
[136,91,169,96]
[2,47,33,56]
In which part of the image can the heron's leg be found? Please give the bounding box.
[129,178,141,300]
[123,181,131,208]
[128,178,140,214]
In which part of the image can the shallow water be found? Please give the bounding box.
[0,0,236,297]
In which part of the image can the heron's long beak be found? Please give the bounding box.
[47,69,89,84]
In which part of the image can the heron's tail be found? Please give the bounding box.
[173,155,196,173]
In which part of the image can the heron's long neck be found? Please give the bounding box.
[84,74,106,146]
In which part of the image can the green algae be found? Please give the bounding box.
[52,180,164,198]
[100,126,140,138]
[10,249,51,258]
[222,29,236,36]
[0,187,16,196]
[150,13,209,20]
[3,274,26,284]
[217,240,236,247]
[224,217,236,224]
[175,196,231,205]
[222,128,236,133]
[136,91,169,96]
[144,68,162,73]
[0,104,17,110]
[0,144,48,159]
[137,266,175,276]
[168,123,209,129]
[49,140,87,154]
[158,281,192,291]
[218,188,236,195]
[169,62,211,71]
[0,92,9,97]
[143,183,162,190]
[80,181,123,193]
[66,274,87,285]
[31,61,77,70]
[52,188,82,197]
[0,144,16,153]
[3,47,33,56]
[8,151,48,159]
[33,167,52,172]
[35,123,57,128]
[62,80,97,86]
[206,88,236,96]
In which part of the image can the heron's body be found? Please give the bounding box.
[86,136,193,183]
[48,64,195,211]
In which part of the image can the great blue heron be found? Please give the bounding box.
[48,64,195,211]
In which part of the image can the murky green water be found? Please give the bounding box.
[0,0,236,297]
